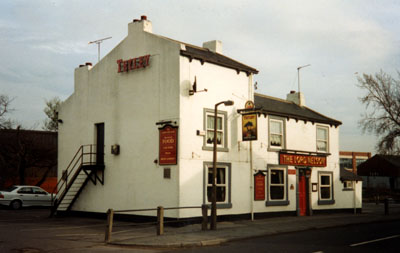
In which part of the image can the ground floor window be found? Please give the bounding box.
[266,165,289,206]
[318,171,335,205]
[343,181,353,191]
[203,162,232,208]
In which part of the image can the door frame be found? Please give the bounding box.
[95,123,105,165]
[296,167,312,216]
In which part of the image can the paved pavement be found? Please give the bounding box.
[108,203,400,248]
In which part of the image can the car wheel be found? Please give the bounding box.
[10,200,22,210]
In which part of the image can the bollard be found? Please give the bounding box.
[201,204,208,231]
[157,206,164,235]
[384,198,389,215]
[105,209,114,243]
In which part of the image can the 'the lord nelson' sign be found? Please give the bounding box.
[159,125,178,165]
[117,54,150,73]
[279,153,326,167]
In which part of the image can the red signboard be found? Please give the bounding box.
[254,172,266,201]
[159,125,178,165]
[279,153,326,167]
[117,54,150,73]
[288,169,296,175]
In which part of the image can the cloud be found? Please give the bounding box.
[1,0,399,153]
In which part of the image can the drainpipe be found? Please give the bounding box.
[248,73,254,221]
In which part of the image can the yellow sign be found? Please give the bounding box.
[242,113,257,141]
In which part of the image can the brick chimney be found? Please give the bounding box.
[128,15,152,35]
[203,40,222,54]
[287,90,306,106]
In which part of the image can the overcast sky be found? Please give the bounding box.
[1,0,399,153]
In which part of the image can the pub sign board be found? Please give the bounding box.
[242,113,258,141]
[279,153,326,167]
[254,171,266,201]
[117,54,150,73]
[159,125,178,165]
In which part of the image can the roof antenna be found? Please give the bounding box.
[89,37,112,63]
[297,64,311,93]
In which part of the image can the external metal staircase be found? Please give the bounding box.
[50,145,104,216]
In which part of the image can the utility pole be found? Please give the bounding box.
[89,37,112,63]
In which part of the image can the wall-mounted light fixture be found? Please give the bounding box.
[111,144,120,155]
[189,76,207,96]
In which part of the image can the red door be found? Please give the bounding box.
[299,175,307,216]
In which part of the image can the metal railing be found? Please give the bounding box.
[51,145,99,212]
[105,205,208,243]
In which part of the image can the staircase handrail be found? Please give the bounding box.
[51,145,83,197]
[52,145,97,202]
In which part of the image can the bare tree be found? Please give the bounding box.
[43,97,61,131]
[0,94,15,129]
[357,70,400,154]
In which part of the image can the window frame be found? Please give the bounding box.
[203,162,232,209]
[203,108,229,152]
[342,181,354,191]
[268,116,286,150]
[266,165,290,206]
[316,125,329,153]
[318,171,335,205]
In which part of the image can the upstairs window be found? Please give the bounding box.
[203,109,228,151]
[269,117,285,149]
[316,126,329,152]
[206,114,223,146]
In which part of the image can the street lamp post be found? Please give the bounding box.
[211,100,234,230]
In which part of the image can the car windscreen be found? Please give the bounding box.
[1,186,18,192]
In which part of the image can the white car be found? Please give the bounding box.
[0,185,53,210]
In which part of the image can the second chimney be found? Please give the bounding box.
[203,40,223,54]
[287,91,306,106]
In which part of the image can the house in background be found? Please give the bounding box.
[55,16,362,219]
[339,151,371,174]
[357,154,400,191]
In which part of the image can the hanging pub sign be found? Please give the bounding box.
[254,171,266,201]
[159,124,178,165]
[117,54,150,73]
[242,113,257,141]
[242,100,257,141]
[279,152,327,167]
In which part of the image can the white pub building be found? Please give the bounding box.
[55,16,362,219]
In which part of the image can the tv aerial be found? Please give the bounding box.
[297,64,310,93]
[89,37,112,62]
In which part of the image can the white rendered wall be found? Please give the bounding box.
[58,22,182,216]
[177,54,254,218]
